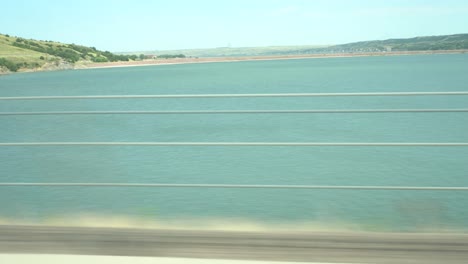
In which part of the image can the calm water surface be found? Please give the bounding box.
[1,54,468,231]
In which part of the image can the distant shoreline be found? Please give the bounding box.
[2,49,467,75]
[85,50,468,70]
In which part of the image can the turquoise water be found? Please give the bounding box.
[1,54,468,231]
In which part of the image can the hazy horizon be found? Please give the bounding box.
[117,33,467,53]
[2,0,468,52]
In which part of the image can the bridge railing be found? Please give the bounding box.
[1,91,467,191]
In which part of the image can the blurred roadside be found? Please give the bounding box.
[1,225,467,263]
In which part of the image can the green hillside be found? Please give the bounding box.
[321,33,468,53]
[0,33,137,72]
[0,34,50,71]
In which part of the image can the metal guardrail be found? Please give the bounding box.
[1,108,468,116]
[1,91,468,100]
[1,142,468,146]
[1,91,468,191]
[0,183,467,191]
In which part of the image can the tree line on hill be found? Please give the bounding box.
[157,54,186,59]
[0,57,20,72]
[12,38,138,63]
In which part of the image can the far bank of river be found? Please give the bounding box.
[84,49,468,69]
[2,49,466,75]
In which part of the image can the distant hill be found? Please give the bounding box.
[0,33,138,72]
[131,33,468,57]
[318,33,468,53]
[121,45,329,58]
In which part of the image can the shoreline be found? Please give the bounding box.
[0,49,468,76]
[3,49,467,75]
[84,49,468,70]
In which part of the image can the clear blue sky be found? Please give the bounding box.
[2,0,468,52]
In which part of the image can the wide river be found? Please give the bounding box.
[1,54,468,232]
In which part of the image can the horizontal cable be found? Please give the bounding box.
[0,182,467,191]
[1,108,468,116]
[1,142,468,146]
[1,91,468,100]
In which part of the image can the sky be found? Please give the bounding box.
[2,0,468,52]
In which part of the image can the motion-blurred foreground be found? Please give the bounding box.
[1,225,468,263]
